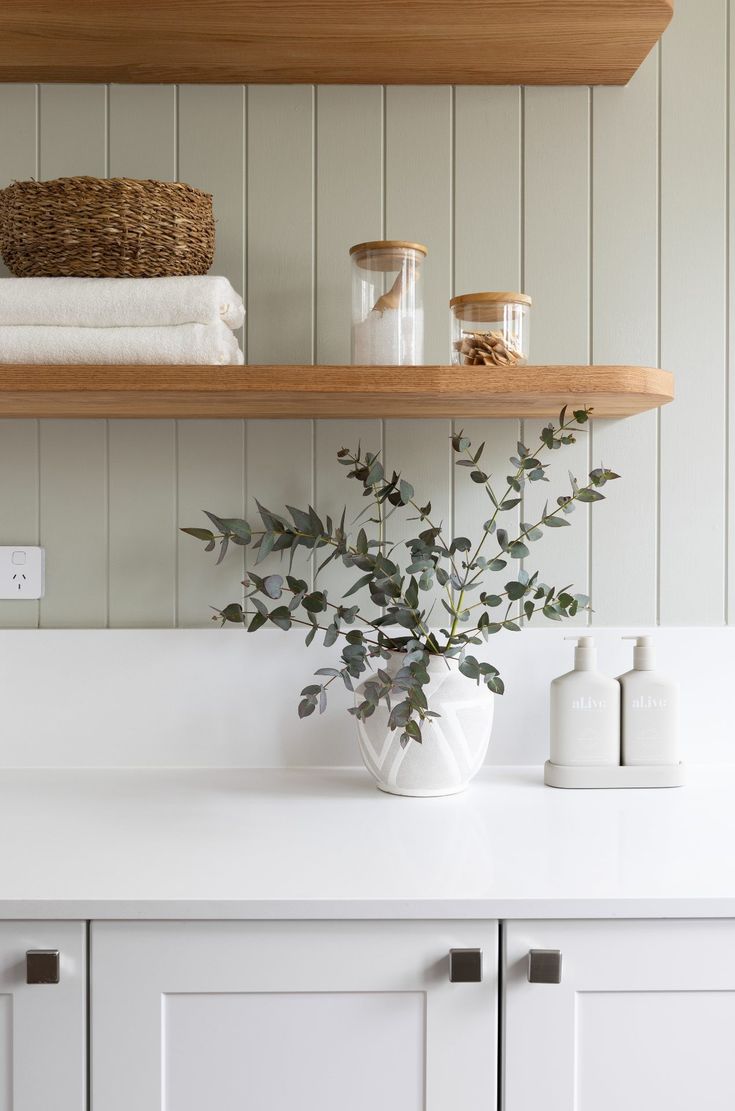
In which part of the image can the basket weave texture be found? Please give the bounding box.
[0,176,215,278]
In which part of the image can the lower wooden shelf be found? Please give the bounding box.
[0,364,674,419]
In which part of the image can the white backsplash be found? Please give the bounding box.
[1,627,729,768]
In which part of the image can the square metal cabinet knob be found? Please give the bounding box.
[528,949,562,984]
[449,948,483,983]
[26,950,60,984]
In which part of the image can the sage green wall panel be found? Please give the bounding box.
[109,422,177,627]
[660,0,727,624]
[591,52,659,626]
[315,420,382,612]
[315,85,383,366]
[108,85,176,180]
[523,87,590,624]
[245,87,315,589]
[0,88,39,626]
[38,84,106,178]
[0,84,36,278]
[107,87,178,627]
[247,86,313,364]
[39,421,108,627]
[176,421,246,627]
[178,85,245,349]
[38,87,108,627]
[313,86,383,604]
[174,88,248,626]
[383,88,452,614]
[384,417,451,622]
[245,420,314,588]
[0,422,39,628]
[0,0,732,631]
[452,88,522,615]
[385,86,451,364]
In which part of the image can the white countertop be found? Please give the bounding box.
[3,765,735,920]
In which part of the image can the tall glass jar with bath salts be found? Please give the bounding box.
[450,292,531,367]
[350,240,427,366]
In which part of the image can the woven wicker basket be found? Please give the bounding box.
[0,176,215,278]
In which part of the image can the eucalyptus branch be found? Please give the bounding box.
[180,405,619,745]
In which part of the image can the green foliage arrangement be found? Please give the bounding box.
[183,407,619,747]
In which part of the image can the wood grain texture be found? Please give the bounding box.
[0,366,674,419]
[0,1,672,85]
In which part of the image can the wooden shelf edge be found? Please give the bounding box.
[0,365,675,419]
[0,0,673,87]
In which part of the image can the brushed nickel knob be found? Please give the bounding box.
[449,948,483,983]
[26,950,60,984]
[528,949,562,984]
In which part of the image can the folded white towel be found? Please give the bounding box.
[0,276,245,331]
[0,321,244,365]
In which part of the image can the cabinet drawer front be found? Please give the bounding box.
[92,920,497,1111]
[505,919,735,1111]
[0,921,85,1111]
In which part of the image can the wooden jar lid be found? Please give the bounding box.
[350,240,428,271]
[450,291,532,308]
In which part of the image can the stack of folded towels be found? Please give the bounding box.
[0,276,245,365]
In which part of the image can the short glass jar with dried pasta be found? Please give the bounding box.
[450,292,531,368]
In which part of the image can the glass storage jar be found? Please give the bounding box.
[450,292,531,367]
[350,240,427,366]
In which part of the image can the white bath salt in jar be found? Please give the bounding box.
[350,240,427,366]
[450,292,531,368]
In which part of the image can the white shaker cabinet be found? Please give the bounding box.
[504,919,735,1111]
[0,921,86,1111]
[91,920,498,1111]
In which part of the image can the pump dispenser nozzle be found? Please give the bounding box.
[622,635,655,670]
[565,635,596,670]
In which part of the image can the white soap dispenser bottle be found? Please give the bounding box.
[619,636,679,766]
[549,636,620,766]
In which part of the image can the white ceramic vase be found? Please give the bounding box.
[354,654,494,797]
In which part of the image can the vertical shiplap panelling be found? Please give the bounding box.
[108,86,177,626]
[38,86,108,627]
[452,88,522,616]
[523,88,590,622]
[383,86,453,614]
[590,52,659,625]
[314,86,383,602]
[177,87,246,625]
[660,0,727,624]
[0,86,39,628]
[246,87,314,584]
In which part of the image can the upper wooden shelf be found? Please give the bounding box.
[0,0,673,86]
[0,365,674,419]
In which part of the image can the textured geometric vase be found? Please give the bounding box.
[355,655,494,797]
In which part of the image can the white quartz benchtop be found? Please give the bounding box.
[3,765,735,920]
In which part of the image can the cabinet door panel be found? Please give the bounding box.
[92,920,497,1111]
[505,919,735,1111]
[0,921,85,1110]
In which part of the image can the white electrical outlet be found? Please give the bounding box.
[0,547,45,599]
